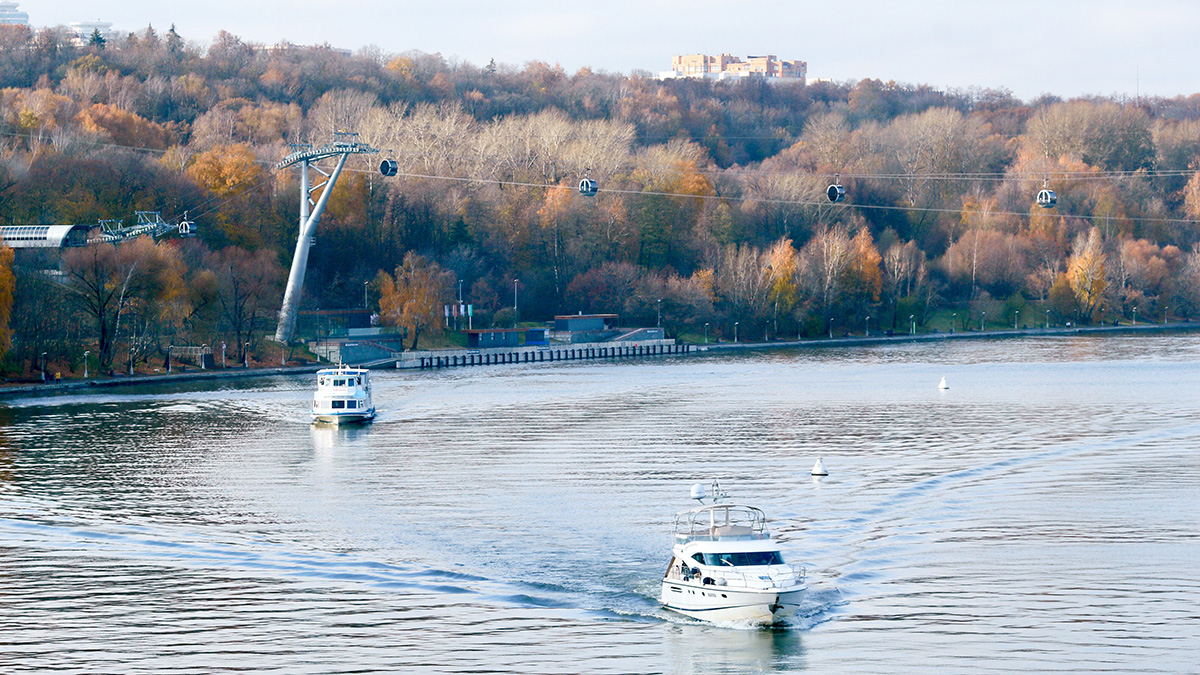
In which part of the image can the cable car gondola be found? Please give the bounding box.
[827,174,845,203]
[380,159,398,177]
[1036,187,1056,209]
[578,177,598,197]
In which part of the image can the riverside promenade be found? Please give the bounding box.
[692,320,1200,353]
[4,321,1197,399]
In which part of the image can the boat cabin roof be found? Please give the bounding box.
[316,366,369,376]
[672,503,769,544]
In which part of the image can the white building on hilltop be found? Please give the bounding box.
[0,1,29,25]
[660,53,807,84]
[68,19,116,46]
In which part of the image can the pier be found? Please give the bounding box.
[399,339,691,369]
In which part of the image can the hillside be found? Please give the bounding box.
[4,23,1200,374]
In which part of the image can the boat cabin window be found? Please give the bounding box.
[346,400,357,409]
[701,551,784,567]
[332,400,345,409]
[691,553,704,564]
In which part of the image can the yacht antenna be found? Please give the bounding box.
[710,479,727,503]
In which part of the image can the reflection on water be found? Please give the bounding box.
[664,623,806,673]
[2,334,1200,673]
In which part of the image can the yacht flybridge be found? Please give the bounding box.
[661,481,806,624]
[311,366,375,424]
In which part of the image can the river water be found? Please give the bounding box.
[2,334,1199,673]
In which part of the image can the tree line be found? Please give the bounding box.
[4,23,1200,377]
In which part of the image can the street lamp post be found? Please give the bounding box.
[734,322,739,343]
[167,345,172,373]
[1163,306,1169,324]
[457,279,463,304]
[951,313,956,334]
[1014,310,1019,330]
[513,279,518,312]
[41,351,47,382]
[222,342,226,368]
[364,280,370,309]
[1133,306,1137,325]
[657,299,662,328]
[1045,309,1050,329]
[83,350,89,378]
[865,316,870,337]
[703,322,709,344]
[129,347,134,375]
[244,342,250,368]
[909,314,915,335]
[201,344,207,371]
[980,311,986,332]
[828,317,833,339]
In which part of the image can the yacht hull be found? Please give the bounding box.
[661,582,805,624]
[312,410,375,425]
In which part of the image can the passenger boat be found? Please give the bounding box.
[311,366,375,424]
[661,481,806,624]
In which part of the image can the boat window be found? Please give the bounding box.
[346,400,357,409]
[335,378,346,387]
[702,551,784,567]
[332,400,345,409]
[691,553,704,564]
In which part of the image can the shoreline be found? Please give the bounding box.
[4,321,1196,400]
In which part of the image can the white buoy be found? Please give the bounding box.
[811,457,828,476]
[938,376,949,390]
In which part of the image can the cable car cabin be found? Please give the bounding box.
[827,183,845,203]
[380,159,398,177]
[578,178,598,197]
[1036,188,1057,209]
[177,221,195,237]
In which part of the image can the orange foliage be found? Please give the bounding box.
[75,103,172,149]
[185,144,265,198]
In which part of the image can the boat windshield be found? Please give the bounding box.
[701,551,784,567]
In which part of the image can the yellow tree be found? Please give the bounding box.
[850,228,884,304]
[764,238,798,336]
[377,252,454,350]
[1067,227,1107,322]
[185,144,268,247]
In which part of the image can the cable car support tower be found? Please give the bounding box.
[273,132,379,343]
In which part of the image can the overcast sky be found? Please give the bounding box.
[29,0,1200,101]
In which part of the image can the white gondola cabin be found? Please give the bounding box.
[1036,188,1057,209]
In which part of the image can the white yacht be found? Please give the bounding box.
[661,481,806,624]
[311,366,375,424]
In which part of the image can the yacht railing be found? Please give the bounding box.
[673,504,768,543]
[666,563,805,590]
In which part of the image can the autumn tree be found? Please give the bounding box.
[377,252,453,350]
[207,246,283,363]
[62,238,177,370]
[798,224,855,317]
[1067,227,1108,322]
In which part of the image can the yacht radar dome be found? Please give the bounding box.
[690,482,707,502]
[812,457,828,476]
